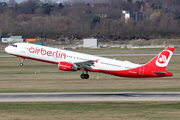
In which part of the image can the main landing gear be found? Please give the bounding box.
[20,58,25,67]
[81,73,89,79]
[80,69,89,79]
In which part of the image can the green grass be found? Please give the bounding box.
[0,47,179,93]
[0,54,179,93]
[0,102,180,120]
[1,88,180,93]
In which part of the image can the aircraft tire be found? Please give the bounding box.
[85,74,89,79]
[20,63,23,66]
[81,74,85,79]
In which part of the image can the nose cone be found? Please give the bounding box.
[5,46,11,53]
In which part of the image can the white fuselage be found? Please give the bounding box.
[5,43,141,71]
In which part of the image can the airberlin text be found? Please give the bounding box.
[29,47,66,59]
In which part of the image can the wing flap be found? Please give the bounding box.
[75,60,95,70]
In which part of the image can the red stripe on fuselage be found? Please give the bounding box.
[91,68,172,78]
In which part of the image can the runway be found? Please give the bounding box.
[1,92,180,102]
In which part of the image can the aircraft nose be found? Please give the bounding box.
[5,46,10,53]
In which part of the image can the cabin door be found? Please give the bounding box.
[139,67,145,75]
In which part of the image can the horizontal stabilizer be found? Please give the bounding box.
[153,71,166,75]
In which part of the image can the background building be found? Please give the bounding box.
[1,36,11,43]
[122,10,144,23]
[83,38,98,48]
[10,36,23,42]
[1,36,23,43]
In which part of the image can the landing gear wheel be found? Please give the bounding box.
[20,58,25,67]
[85,74,89,79]
[80,69,89,79]
[20,63,23,66]
[81,74,85,79]
[80,74,89,79]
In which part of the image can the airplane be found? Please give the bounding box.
[5,42,175,79]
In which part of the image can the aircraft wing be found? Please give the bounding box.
[74,60,95,70]
[60,60,95,70]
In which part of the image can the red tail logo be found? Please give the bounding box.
[158,55,168,64]
[156,50,171,67]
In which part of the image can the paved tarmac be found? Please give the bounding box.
[0,92,180,102]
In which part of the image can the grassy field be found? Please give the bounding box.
[0,53,180,93]
[0,47,180,120]
[0,102,180,120]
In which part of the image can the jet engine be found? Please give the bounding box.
[58,61,78,71]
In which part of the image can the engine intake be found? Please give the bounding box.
[58,61,77,71]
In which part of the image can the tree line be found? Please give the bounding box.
[0,0,180,40]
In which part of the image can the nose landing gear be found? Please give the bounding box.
[20,58,25,67]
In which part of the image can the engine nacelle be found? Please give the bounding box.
[58,62,77,71]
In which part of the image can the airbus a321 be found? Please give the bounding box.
[5,43,174,79]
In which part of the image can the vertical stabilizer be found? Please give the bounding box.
[144,47,175,71]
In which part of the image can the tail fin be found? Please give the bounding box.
[144,47,175,71]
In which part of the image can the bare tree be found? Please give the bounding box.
[43,0,52,4]
[18,0,41,14]
[7,0,17,8]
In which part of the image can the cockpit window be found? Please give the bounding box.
[11,45,17,47]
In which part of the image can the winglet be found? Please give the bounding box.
[95,59,99,63]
